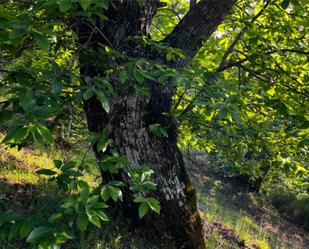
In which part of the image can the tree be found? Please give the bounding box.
[77,1,237,248]
[0,0,308,248]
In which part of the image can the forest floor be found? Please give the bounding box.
[0,143,308,249]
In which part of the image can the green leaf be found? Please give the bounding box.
[97,138,108,152]
[80,186,90,204]
[86,209,101,228]
[9,29,26,39]
[101,127,110,138]
[281,0,290,9]
[110,180,125,187]
[9,223,21,240]
[95,90,110,113]
[13,126,29,142]
[142,181,157,190]
[62,169,82,177]
[159,127,168,138]
[80,0,92,10]
[147,198,160,214]
[119,70,128,84]
[298,137,309,148]
[93,210,109,222]
[36,125,53,143]
[31,128,44,147]
[141,172,149,182]
[31,106,55,119]
[89,215,101,228]
[19,220,33,239]
[139,70,155,81]
[267,87,276,97]
[226,113,233,123]
[166,51,173,61]
[95,78,114,95]
[149,124,159,132]
[20,91,36,112]
[105,46,111,54]
[92,202,108,209]
[108,186,122,202]
[48,213,62,224]
[26,226,52,243]
[76,214,88,232]
[86,195,99,205]
[54,160,63,168]
[36,169,57,176]
[101,186,109,201]
[230,110,241,124]
[218,107,228,119]
[134,70,144,83]
[60,201,75,209]
[84,76,93,86]
[1,129,18,144]
[83,89,94,100]
[59,0,72,12]
[50,243,60,249]
[0,111,13,125]
[133,194,144,203]
[149,124,168,138]
[138,202,149,218]
[60,161,76,171]
[33,33,50,52]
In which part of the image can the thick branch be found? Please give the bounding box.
[164,0,237,66]
[190,0,196,9]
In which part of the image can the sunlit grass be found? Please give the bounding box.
[196,180,294,249]
[0,145,53,185]
[6,146,54,168]
[0,136,306,249]
[0,132,99,187]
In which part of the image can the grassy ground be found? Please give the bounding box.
[186,157,309,249]
[0,143,308,248]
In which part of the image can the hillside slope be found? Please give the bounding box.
[0,144,308,249]
[186,158,309,249]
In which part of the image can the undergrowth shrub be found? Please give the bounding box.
[265,184,309,229]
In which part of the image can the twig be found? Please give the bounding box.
[173,89,188,110]
[157,8,182,21]
[239,65,270,83]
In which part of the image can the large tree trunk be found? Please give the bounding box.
[84,84,204,249]
[74,1,236,248]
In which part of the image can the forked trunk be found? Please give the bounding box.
[75,1,236,248]
[84,86,205,249]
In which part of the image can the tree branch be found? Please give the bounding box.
[164,0,237,67]
[218,0,272,70]
[157,8,182,21]
[217,48,309,72]
[239,65,270,83]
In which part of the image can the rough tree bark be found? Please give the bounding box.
[75,1,236,248]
